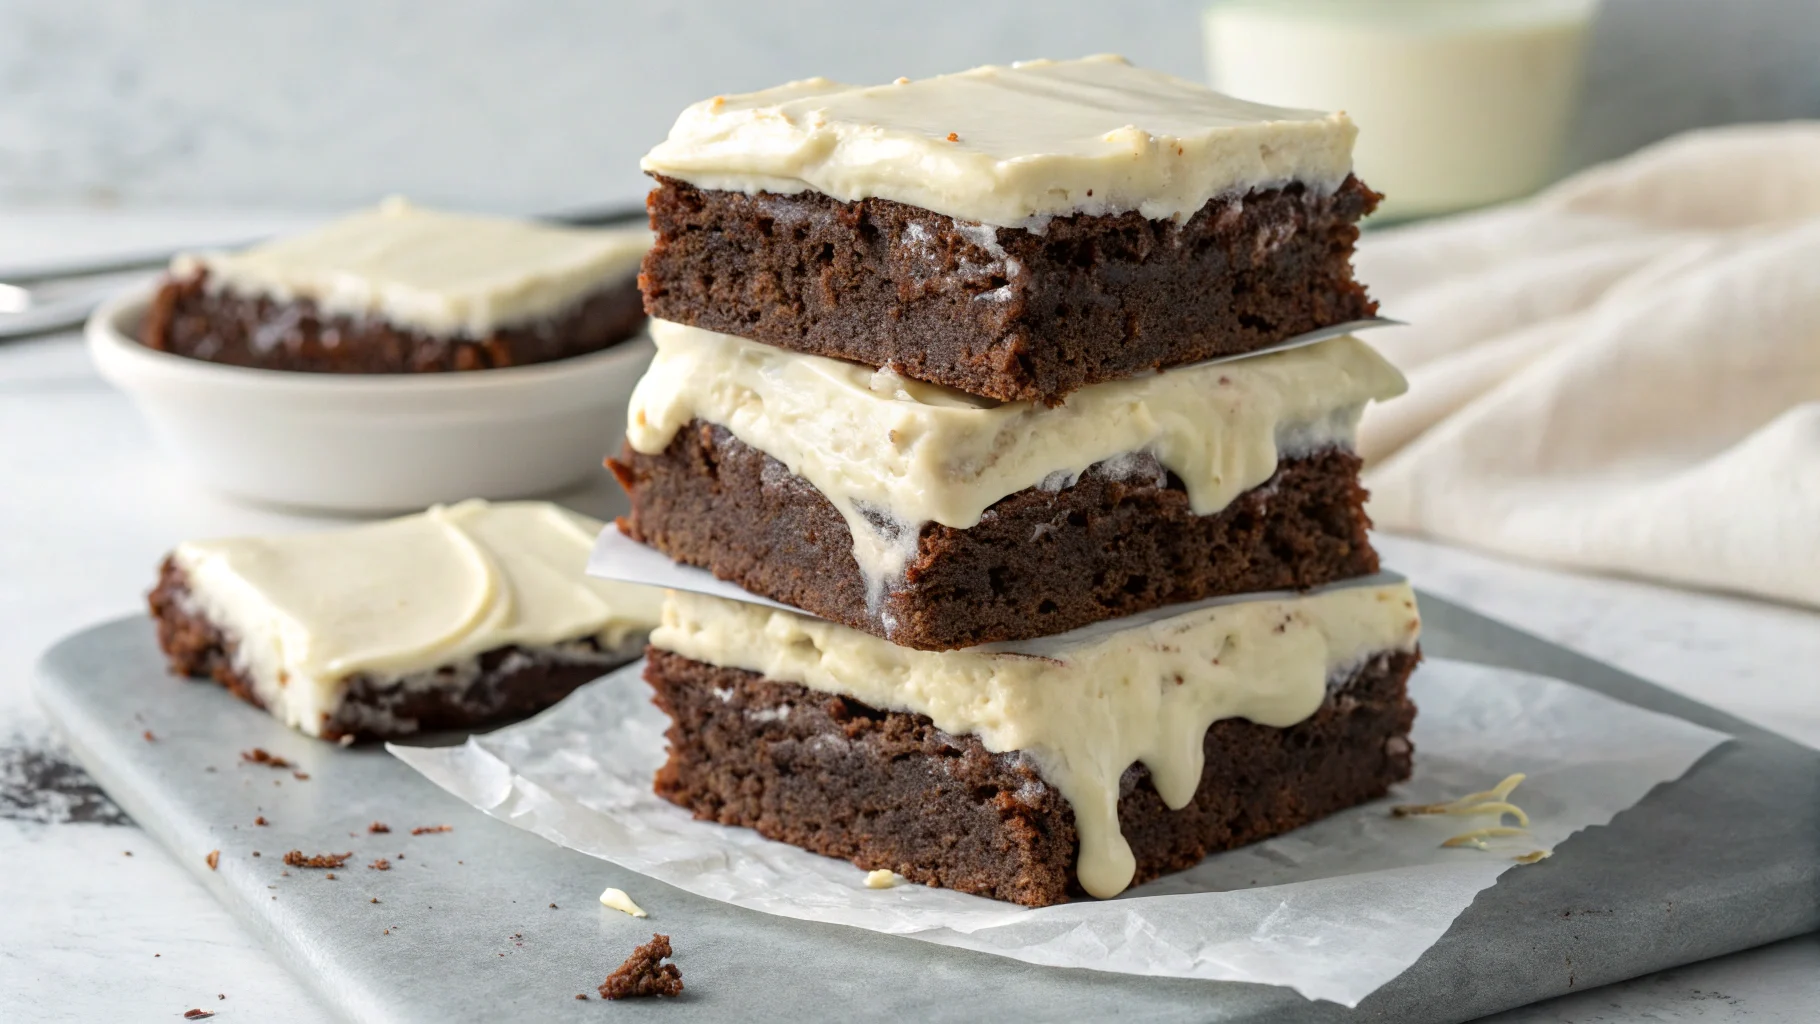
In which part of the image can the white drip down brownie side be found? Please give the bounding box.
[644,578,1420,906]
[149,501,661,741]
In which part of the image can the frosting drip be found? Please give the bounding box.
[652,577,1422,899]
[627,319,1406,608]
[640,54,1356,229]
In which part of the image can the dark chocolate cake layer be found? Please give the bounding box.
[609,421,1380,652]
[141,271,646,373]
[647,646,1419,907]
[639,175,1379,404]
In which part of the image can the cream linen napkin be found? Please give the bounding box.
[1356,123,1820,608]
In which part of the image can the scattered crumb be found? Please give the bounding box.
[183,1010,213,1020]
[549,903,558,909]
[254,816,267,826]
[600,934,683,1000]
[411,825,452,835]
[864,869,901,889]
[369,858,391,872]
[241,748,291,769]
[326,872,339,880]
[205,850,220,871]
[292,771,310,781]
[383,929,390,935]
[283,850,350,869]
[280,870,290,877]
[123,851,132,857]
[575,993,589,1001]
[371,898,380,904]
[142,730,156,742]
[368,822,391,834]
[599,887,647,918]
[945,132,959,142]
[251,851,260,858]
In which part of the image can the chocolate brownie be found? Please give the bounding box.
[600,934,683,1000]
[609,421,1379,651]
[148,559,630,742]
[141,270,646,373]
[647,646,1419,907]
[639,175,1379,403]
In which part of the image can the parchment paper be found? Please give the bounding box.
[393,657,1726,1007]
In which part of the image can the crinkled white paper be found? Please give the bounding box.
[392,657,1725,1007]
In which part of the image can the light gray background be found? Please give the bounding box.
[4,0,1818,214]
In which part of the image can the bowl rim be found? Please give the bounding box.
[86,282,653,397]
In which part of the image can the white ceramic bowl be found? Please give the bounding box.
[87,285,653,513]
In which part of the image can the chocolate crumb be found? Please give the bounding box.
[218,994,225,1000]
[371,897,380,904]
[143,730,156,742]
[292,771,310,781]
[368,821,391,834]
[325,872,337,880]
[182,1010,213,1020]
[410,824,452,835]
[549,903,557,909]
[251,851,260,857]
[205,850,220,870]
[240,748,291,769]
[254,816,267,826]
[123,851,132,856]
[283,850,350,869]
[600,934,683,1000]
[369,858,391,871]
[575,993,589,1001]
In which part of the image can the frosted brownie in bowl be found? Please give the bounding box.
[148,500,660,741]
[142,198,651,372]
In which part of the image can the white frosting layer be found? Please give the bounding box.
[628,320,1406,604]
[172,500,663,737]
[640,55,1356,229]
[653,577,1422,899]
[173,198,652,337]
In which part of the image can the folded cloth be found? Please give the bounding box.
[1356,123,1820,609]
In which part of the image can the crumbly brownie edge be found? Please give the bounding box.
[646,646,1419,907]
[640,175,1379,404]
[140,271,646,373]
[147,558,636,741]
[608,421,1380,652]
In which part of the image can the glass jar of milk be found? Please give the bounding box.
[1204,0,1596,221]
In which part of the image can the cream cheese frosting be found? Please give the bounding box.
[652,576,1422,899]
[172,500,663,736]
[627,319,1406,603]
[172,198,652,337]
[640,55,1356,229]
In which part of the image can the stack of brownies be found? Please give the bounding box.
[604,56,1422,906]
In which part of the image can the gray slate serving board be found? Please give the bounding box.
[34,594,1820,1024]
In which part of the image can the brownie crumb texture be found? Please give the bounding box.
[411,824,452,835]
[142,272,647,374]
[600,934,684,1000]
[368,821,391,834]
[283,850,351,869]
[205,850,220,871]
[240,748,292,769]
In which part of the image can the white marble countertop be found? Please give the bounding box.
[1,210,1814,1022]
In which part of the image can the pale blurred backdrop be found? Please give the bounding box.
[3,0,1817,216]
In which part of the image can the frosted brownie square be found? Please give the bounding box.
[149,500,660,741]
[638,56,1379,403]
[609,319,1405,651]
[142,199,650,372]
[644,578,1421,906]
